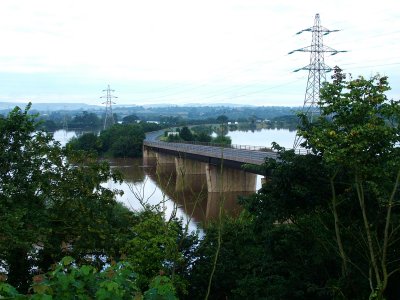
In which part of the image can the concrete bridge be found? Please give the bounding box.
[143,131,281,194]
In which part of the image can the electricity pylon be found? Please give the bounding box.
[101,84,117,130]
[289,13,346,148]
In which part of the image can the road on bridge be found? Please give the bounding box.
[144,131,278,165]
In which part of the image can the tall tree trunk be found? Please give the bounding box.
[330,171,348,275]
[355,175,381,294]
[381,169,400,295]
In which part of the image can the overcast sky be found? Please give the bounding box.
[0,0,399,107]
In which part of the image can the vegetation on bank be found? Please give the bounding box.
[67,122,162,158]
[1,70,399,299]
[165,124,232,146]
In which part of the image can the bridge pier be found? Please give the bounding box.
[143,147,157,166]
[175,157,207,191]
[156,153,176,174]
[175,158,207,192]
[175,157,206,175]
[205,164,257,193]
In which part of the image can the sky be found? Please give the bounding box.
[0,0,399,107]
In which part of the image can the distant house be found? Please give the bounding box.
[167,131,179,136]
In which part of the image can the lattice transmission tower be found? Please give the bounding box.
[289,13,346,148]
[101,84,117,130]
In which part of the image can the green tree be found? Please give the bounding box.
[0,105,137,292]
[196,132,212,143]
[216,115,228,125]
[123,211,198,297]
[298,69,400,299]
[122,114,139,124]
[212,135,231,145]
[179,126,194,141]
[99,123,145,158]
[69,111,101,129]
[67,132,101,153]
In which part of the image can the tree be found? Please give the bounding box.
[0,104,137,292]
[179,126,194,141]
[196,132,212,143]
[122,114,139,124]
[99,124,145,158]
[298,69,400,299]
[67,132,101,153]
[69,111,101,129]
[212,135,231,145]
[216,115,228,125]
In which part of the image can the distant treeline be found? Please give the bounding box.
[32,106,301,132]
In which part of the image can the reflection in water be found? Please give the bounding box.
[108,158,145,183]
[54,129,274,229]
[105,157,253,229]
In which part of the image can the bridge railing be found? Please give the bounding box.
[143,140,272,164]
[165,140,275,152]
[145,140,310,156]
[144,138,312,156]
[145,130,312,155]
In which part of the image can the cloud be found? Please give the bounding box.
[0,0,398,105]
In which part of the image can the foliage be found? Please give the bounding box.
[212,135,231,145]
[68,121,163,158]
[67,123,146,158]
[190,125,213,135]
[0,257,178,299]
[67,132,101,154]
[100,124,145,158]
[36,119,59,131]
[143,276,178,300]
[0,104,139,292]
[196,132,212,143]
[166,133,182,142]
[188,73,400,299]
[216,115,228,125]
[69,111,102,129]
[297,69,400,299]
[188,210,335,300]
[178,126,193,141]
[138,121,163,133]
[122,114,139,124]
[123,211,198,297]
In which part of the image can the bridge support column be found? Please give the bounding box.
[175,158,207,192]
[205,164,257,193]
[175,158,206,175]
[156,153,176,174]
[143,146,157,166]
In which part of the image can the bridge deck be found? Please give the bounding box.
[144,140,278,165]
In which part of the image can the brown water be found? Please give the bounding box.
[53,128,295,228]
[104,157,252,230]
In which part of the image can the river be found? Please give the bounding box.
[53,128,297,229]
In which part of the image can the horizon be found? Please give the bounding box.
[0,101,303,110]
